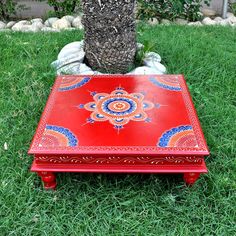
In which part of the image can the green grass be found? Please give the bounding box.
[0,25,236,235]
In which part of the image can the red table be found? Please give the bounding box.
[28,75,209,189]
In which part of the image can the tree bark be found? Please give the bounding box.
[81,0,136,74]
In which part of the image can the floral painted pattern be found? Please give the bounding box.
[39,125,78,147]
[59,77,91,91]
[82,88,154,129]
[149,76,181,91]
[158,125,198,147]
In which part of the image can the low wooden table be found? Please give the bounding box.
[28,75,209,189]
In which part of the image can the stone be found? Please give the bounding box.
[226,12,235,19]
[57,41,84,59]
[6,21,16,28]
[144,52,161,63]
[201,9,216,17]
[44,17,59,27]
[41,27,60,32]
[57,62,94,75]
[52,19,71,30]
[72,16,83,29]
[32,21,44,30]
[174,18,188,25]
[188,21,202,26]
[214,17,223,23]
[20,25,40,32]
[62,15,75,23]
[17,20,31,25]
[0,21,6,29]
[137,43,144,50]
[143,53,166,74]
[12,21,31,31]
[31,18,43,24]
[52,41,85,71]
[218,19,232,26]
[161,19,171,25]
[202,17,216,26]
[228,16,236,24]
[148,18,159,25]
[128,66,164,75]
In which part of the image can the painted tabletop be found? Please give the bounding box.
[29,75,209,156]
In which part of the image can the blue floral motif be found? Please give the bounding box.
[158,125,193,147]
[46,125,78,146]
[59,77,91,91]
[102,97,137,116]
[149,77,181,91]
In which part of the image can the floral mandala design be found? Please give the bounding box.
[82,88,155,129]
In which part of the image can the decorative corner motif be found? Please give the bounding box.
[149,76,181,91]
[39,125,78,147]
[59,76,91,91]
[80,87,155,130]
[158,125,198,148]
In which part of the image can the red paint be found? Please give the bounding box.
[29,75,209,189]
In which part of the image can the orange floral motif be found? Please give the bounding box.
[83,88,154,129]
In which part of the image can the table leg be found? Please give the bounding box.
[37,171,57,190]
[183,173,200,185]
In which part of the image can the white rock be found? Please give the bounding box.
[58,41,84,59]
[12,23,23,31]
[20,25,40,32]
[128,66,164,75]
[72,16,83,29]
[41,27,60,32]
[137,43,144,50]
[52,19,71,30]
[174,18,188,25]
[31,18,43,24]
[52,41,85,71]
[188,21,202,26]
[144,52,161,63]
[62,15,75,23]
[148,18,159,25]
[12,21,31,31]
[161,19,171,25]
[44,17,59,27]
[228,16,236,24]
[6,21,16,28]
[143,54,166,73]
[202,17,216,26]
[218,19,232,26]
[202,9,216,17]
[52,56,79,70]
[0,21,6,29]
[17,20,31,25]
[32,21,44,30]
[57,62,93,75]
[226,12,235,19]
[214,17,223,23]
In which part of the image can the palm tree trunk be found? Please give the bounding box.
[81,0,136,74]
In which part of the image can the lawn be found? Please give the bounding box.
[0,25,236,235]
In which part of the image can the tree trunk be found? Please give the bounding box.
[81,0,136,74]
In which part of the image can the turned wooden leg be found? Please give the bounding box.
[183,173,200,185]
[37,171,57,190]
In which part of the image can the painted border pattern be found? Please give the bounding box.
[35,155,203,164]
